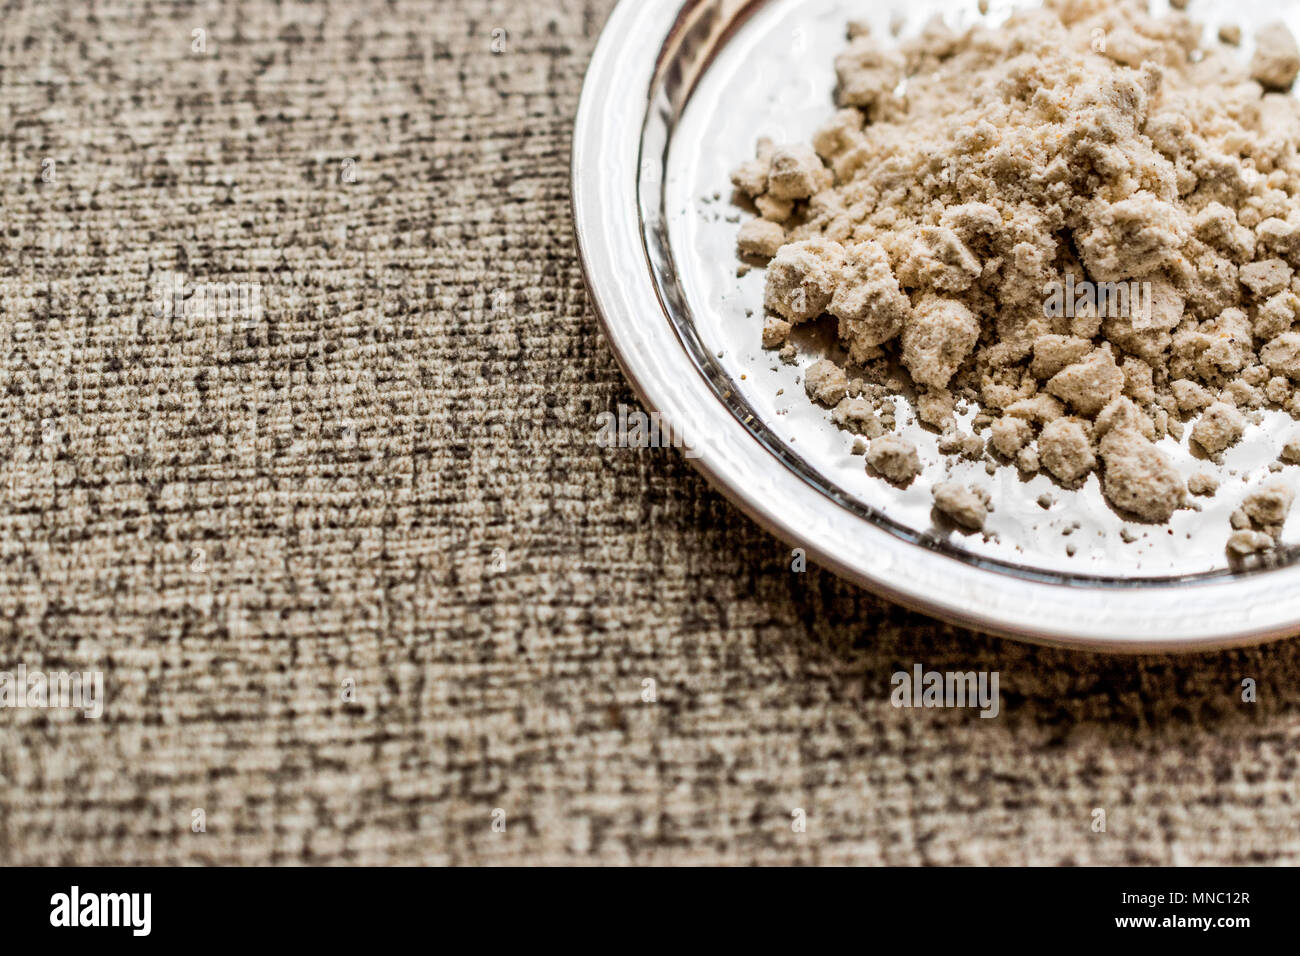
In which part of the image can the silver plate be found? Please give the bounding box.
[572,0,1300,652]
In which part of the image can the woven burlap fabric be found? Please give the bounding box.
[0,0,1298,866]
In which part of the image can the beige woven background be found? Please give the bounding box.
[0,0,1297,865]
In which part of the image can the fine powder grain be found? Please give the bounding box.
[731,0,1300,552]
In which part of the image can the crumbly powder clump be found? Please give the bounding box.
[737,219,787,259]
[867,433,922,485]
[1190,401,1245,457]
[733,0,1300,544]
[803,358,849,406]
[1228,479,1296,554]
[932,481,991,530]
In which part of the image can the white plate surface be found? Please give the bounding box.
[573,0,1300,652]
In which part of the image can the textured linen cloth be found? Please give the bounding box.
[0,0,1297,866]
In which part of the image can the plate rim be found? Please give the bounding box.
[571,0,1300,653]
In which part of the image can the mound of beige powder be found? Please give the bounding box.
[732,0,1300,551]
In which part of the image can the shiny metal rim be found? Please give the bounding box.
[571,0,1300,653]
